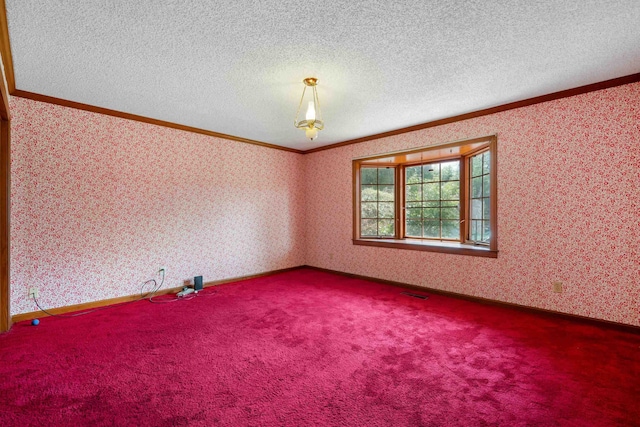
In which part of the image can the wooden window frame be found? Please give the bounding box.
[359,165,397,238]
[403,156,463,241]
[465,147,492,245]
[353,135,497,258]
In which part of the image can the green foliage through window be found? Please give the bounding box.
[355,136,496,253]
[469,151,491,244]
[404,161,460,240]
[360,167,395,237]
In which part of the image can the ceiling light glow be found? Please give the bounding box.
[294,77,324,141]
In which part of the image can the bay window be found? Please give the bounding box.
[353,135,497,257]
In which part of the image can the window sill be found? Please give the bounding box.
[353,238,498,258]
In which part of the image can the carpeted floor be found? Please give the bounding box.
[1,268,638,426]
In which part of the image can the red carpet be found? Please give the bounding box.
[1,268,638,426]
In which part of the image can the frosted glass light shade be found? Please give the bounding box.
[305,127,318,140]
[294,77,324,141]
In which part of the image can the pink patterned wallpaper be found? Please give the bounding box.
[10,97,306,315]
[8,83,640,326]
[305,82,640,326]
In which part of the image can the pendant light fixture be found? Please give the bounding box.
[294,77,324,141]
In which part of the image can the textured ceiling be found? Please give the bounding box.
[5,0,640,150]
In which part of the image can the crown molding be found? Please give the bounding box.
[1,1,303,154]
[304,72,640,154]
[0,0,14,93]
[12,90,304,154]
[0,0,13,119]
[1,1,638,155]
[11,71,640,155]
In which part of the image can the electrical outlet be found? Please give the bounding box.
[553,281,563,293]
[28,287,39,299]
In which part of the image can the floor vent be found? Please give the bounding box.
[401,292,428,300]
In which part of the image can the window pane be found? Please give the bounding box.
[470,220,479,241]
[467,150,491,245]
[483,198,491,220]
[472,177,483,198]
[423,221,440,238]
[441,207,459,220]
[379,185,394,201]
[406,208,422,219]
[378,168,394,185]
[360,168,396,238]
[482,174,490,196]
[361,219,378,236]
[406,220,422,237]
[423,208,440,220]
[358,141,495,248]
[406,184,422,202]
[361,202,377,218]
[482,221,491,243]
[423,164,440,182]
[378,202,394,219]
[471,199,482,220]
[482,152,491,175]
[379,219,395,236]
[442,221,460,239]
[406,166,422,184]
[441,181,459,200]
[361,185,377,201]
[404,159,461,242]
[471,155,483,177]
[423,183,440,200]
[441,161,459,181]
[361,168,377,184]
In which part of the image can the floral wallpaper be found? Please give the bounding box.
[9,82,639,326]
[305,82,640,326]
[10,97,306,315]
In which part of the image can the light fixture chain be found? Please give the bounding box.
[294,85,308,126]
[294,77,324,140]
[312,85,321,123]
